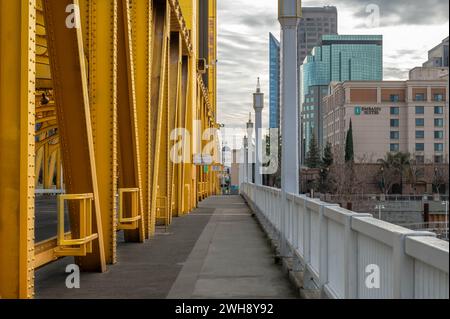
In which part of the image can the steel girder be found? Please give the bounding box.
[0,0,218,299]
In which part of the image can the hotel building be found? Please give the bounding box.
[323,72,448,164]
[301,35,383,157]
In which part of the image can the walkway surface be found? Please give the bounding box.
[36,196,297,299]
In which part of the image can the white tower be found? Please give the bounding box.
[253,78,264,185]
[246,115,254,183]
[279,0,301,194]
[278,0,301,257]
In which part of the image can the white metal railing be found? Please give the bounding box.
[241,183,449,299]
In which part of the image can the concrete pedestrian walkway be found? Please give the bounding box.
[36,196,297,299]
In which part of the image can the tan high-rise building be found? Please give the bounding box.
[323,76,448,164]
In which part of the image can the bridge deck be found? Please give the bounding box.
[36,196,297,299]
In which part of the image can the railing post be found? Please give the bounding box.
[392,231,435,299]
[319,203,340,297]
[302,197,316,289]
[344,214,372,298]
[319,204,328,296]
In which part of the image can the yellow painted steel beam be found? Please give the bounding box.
[0,0,36,299]
[168,0,193,56]
[169,33,182,218]
[117,0,145,243]
[150,0,169,227]
[176,56,189,215]
[42,0,106,272]
[182,54,195,213]
[208,0,217,115]
[78,0,119,264]
[132,0,153,238]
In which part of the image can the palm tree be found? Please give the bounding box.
[377,153,398,194]
[394,152,411,194]
[377,152,411,194]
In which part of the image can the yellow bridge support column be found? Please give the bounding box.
[78,0,119,264]
[133,0,154,239]
[0,0,218,299]
[0,0,36,299]
[150,0,169,227]
[117,0,146,243]
[168,33,181,219]
[42,0,106,272]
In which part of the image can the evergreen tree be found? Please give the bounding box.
[345,119,354,163]
[305,133,321,168]
[322,142,334,168]
[318,142,334,193]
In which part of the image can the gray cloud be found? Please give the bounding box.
[383,67,410,80]
[342,0,449,27]
[217,0,449,135]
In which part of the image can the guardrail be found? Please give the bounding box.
[241,183,449,299]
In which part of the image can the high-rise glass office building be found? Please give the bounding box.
[301,35,383,157]
[298,6,338,67]
[269,33,280,129]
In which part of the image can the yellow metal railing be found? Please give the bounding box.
[117,188,142,230]
[55,194,98,257]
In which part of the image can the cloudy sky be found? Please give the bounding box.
[216,0,449,147]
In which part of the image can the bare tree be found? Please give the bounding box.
[376,153,400,195]
[431,163,449,195]
[407,156,425,195]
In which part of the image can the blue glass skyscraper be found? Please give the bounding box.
[301,34,383,158]
[269,33,280,129]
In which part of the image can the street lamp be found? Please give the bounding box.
[375,204,385,220]
[380,166,385,193]
[243,135,249,184]
[253,78,264,186]
[246,116,254,184]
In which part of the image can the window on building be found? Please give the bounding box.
[416,131,425,139]
[433,94,444,101]
[390,119,400,127]
[415,155,425,164]
[415,119,425,127]
[390,144,400,152]
[435,155,444,164]
[390,95,400,102]
[390,131,400,140]
[415,106,425,115]
[434,106,444,114]
[416,143,425,152]
[390,107,400,115]
[435,131,444,139]
[415,93,425,101]
[435,118,444,127]
[435,143,444,152]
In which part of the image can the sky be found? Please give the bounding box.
[216,0,449,148]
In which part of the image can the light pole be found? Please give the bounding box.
[375,204,385,220]
[222,145,227,194]
[278,0,301,258]
[253,78,264,186]
[243,135,249,184]
[246,116,254,184]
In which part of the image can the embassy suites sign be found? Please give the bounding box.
[354,106,382,116]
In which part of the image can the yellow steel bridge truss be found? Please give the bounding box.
[0,0,219,298]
